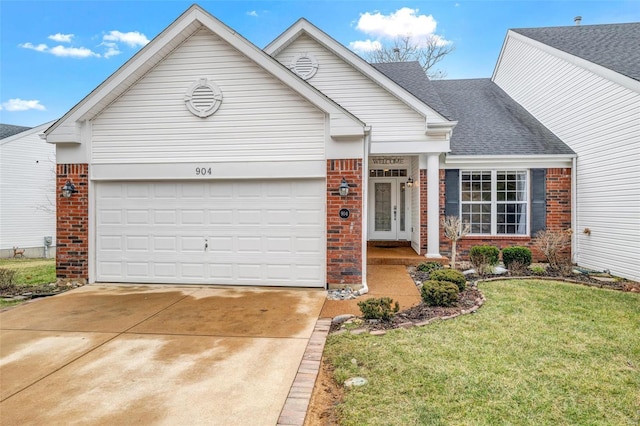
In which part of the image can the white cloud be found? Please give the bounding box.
[19,42,48,52]
[20,41,99,58]
[50,45,99,58]
[101,42,121,58]
[349,39,383,52]
[247,10,258,17]
[356,7,438,38]
[350,7,451,52]
[103,30,149,48]
[0,98,46,112]
[48,33,73,43]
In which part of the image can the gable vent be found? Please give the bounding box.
[289,53,318,80]
[184,78,223,118]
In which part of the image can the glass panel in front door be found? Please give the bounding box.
[374,182,392,232]
[400,182,406,232]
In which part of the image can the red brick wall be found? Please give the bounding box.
[419,169,428,255]
[56,164,89,281]
[438,168,572,262]
[326,159,363,286]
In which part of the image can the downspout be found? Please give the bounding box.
[359,126,372,295]
[571,156,577,264]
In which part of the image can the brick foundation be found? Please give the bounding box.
[326,159,363,286]
[56,164,89,281]
[438,168,572,262]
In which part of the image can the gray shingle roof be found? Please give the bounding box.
[0,124,31,140]
[371,61,452,120]
[512,23,640,81]
[431,79,575,156]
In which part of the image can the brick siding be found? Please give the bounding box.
[438,168,572,262]
[326,159,363,286]
[56,164,89,282]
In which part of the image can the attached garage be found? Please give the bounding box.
[96,180,326,287]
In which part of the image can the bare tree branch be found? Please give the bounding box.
[366,35,454,79]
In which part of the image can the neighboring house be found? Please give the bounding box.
[1,122,57,258]
[46,5,575,288]
[493,23,640,281]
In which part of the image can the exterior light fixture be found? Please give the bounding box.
[61,181,78,198]
[339,178,350,197]
[406,177,414,188]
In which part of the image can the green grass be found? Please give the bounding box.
[0,258,56,285]
[325,279,640,425]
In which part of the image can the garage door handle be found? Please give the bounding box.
[204,239,208,251]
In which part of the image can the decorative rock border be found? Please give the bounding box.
[339,289,487,336]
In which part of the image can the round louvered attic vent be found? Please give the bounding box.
[184,78,223,118]
[289,53,318,80]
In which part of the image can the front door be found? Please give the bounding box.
[369,178,410,240]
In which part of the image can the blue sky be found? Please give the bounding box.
[2,0,639,127]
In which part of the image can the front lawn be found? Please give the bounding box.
[0,258,56,307]
[325,279,640,425]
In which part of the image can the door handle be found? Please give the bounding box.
[204,238,208,251]
[393,205,397,221]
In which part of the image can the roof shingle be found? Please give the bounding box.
[0,124,31,140]
[512,23,640,82]
[431,79,575,156]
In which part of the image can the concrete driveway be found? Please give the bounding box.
[0,284,327,425]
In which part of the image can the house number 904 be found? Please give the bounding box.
[195,167,212,176]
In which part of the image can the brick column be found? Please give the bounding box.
[546,168,572,231]
[56,164,89,283]
[326,159,363,287]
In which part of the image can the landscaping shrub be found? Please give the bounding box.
[0,268,17,292]
[529,265,547,275]
[358,297,400,321]
[429,269,467,291]
[502,246,532,270]
[421,280,459,307]
[533,229,572,275]
[417,262,443,274]
[469,245,499,275]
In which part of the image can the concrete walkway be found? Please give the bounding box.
[320,265,422,318]
[0,284,326,426]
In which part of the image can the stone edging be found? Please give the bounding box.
[277,318,331,426]
[340,287,487,337]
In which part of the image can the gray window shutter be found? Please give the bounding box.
[444,169,460,217]
[530,169,546,236]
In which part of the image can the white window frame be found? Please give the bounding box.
[460,170,530,236]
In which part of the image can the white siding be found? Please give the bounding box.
[91,28,326,164]
[494,35,640,281]
[275,34,432,143]
[0,124,56,254]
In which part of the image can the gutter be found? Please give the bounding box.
[572,156,577,264]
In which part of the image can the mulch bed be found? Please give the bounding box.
[331,266,640,334]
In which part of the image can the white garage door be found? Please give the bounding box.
[96,180,325,287]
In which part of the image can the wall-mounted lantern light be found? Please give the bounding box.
[339,178,350,197]
[61,181,78,198]
[406,177,414,188]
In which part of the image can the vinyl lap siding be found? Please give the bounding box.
[275,34,429,143]
[91,28,325,163]
[0,130,56,251]
[494,36,640,281]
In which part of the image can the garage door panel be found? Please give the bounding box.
[96,180,325,287]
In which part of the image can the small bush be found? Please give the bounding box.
[503,246,532,270]
[470,245,499,275]
[358,297,400,321]
[532,229,572,274]
[429,269,467,292]
[529,265,547,275]
[507,260,530,276]
[421,280,459,307]
[417,262,443,273]
[0,268,17,292]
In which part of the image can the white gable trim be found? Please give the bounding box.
[265,19,454,127]
[493,30,640,93]
[45,5,364,144]
[444,154,576,169]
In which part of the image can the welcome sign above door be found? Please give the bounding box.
[368,157,409,168]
